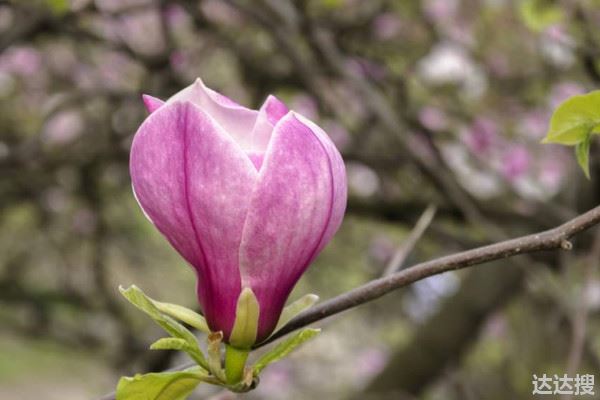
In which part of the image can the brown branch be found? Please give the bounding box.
[263,204,600,344]
[95,205,600,400]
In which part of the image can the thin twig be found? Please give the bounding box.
[95,205,600,400]
[382,204,437,277]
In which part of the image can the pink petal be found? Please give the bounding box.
[264,95,289,124]
[239,112,347,341]
[166,78,258,150]
[142,94,165,113]
[247,95,289,160]
[130,101,258,336]
[295,113,347,256]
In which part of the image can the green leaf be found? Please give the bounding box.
[229,287,260,348]
[543,91,600,145]
[576,134,592,179]
[518,0,563,32]
[119,285,208,370]
[253,328,320,375]
[274,294,319,333]
[116,367,206,400]
[150,338,189,352]
[152,301,210,333]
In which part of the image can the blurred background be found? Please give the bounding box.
[1,0,600,399]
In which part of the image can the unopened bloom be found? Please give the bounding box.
[130,79,347,345]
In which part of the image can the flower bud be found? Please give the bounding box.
[130,78,347,344]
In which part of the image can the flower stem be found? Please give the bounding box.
[225,345,249,385]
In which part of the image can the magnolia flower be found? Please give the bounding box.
[130,79,347,345]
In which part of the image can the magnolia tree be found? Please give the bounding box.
[2,1,600,400]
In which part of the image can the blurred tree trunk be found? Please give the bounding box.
[358,261,524,399]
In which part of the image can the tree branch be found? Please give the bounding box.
[261,204,600,344]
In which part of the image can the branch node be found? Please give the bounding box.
[561,239,573,251]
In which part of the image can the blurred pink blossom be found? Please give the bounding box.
[372,13,402,40]
[355,348,387,379]
[501,145,530,180]
[169,50,188,71]
[463,117,498,154]
[118,10,166,56]
[545,24,570,43]
[423,0,457,23]
[42,111,84,145]
[418,106,448,131]
[519,109,550,139]
[163,4,187,26]
[346,162,380,197]
[368,235,395,265]
[255,363,293,396]
[346,58,386,81]
[0,46,42,77]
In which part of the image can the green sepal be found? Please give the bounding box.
[116,367,209,400]
[576,134,592,179]
[119,285,209,370]
[274,294,319,333]
[543,91,600,145]
[152,301,210,333]
[253,328,320,375]
[229,287,260,348]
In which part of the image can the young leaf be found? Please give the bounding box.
[116,367,206,400]
[576,134,592,179]
[253,328,320,375]
[150,338,189,352]
[543,91,600,145]
[152,301,210,333]
[229,287,260,348]
[274,294,319,333]
[119,285,208,370]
